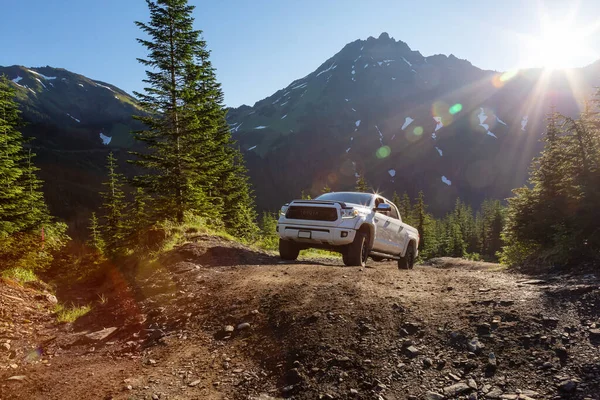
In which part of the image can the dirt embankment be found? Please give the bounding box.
[2,236,600,400]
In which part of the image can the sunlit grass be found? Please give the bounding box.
[54,303,91,323]
[1,267,38,284]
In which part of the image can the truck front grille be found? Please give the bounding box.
[286,206,338,221]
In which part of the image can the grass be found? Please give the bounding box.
[54,303,91,323]
[1,267,38,284]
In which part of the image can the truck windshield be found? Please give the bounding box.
[315,192,373,206]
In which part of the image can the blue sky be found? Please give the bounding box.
[2,0,600,107]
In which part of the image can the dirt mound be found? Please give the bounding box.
[2,239,600,399]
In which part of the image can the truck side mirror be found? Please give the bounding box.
[375,203,391,212]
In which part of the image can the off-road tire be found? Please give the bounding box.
[279,239,300,261]
[398,243,415,270]
[343,232,369,267]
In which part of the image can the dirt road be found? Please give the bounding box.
[2,236,600,399]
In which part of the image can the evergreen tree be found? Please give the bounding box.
[398,192,413,225]
[322,184,332,194]
[131,0,255,228]
[87,212,104,250]
[0,76,48,236]
[414,191,427,252]
[100,152,126,255]
[355,176,369,192]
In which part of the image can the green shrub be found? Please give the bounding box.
[1,267,38,283]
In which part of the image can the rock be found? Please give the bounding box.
[425,391,444,400]
[188,379,202,387]
[403,322,421,334]
[443,382,471,397]
[148,359,157,365]
[468,394,478,400]
[84,327,118,342]
[588,328,600,339]
[237,322,251,330]
[350,388,359,395]
[554,346,568,361]
[7,375,26,381]
[467,337,484,353]
[558,379,578,393]
[477,323,491,335]
[152,395,159,400]
[0,342,10,351]
[285,368,303,384]
[45,294,58,304]
[487,388,504,399]
[405,346,420,358]
[468,378,478,390]
[251,309,260,315]
[224,325,235,333]
[125,385,133,390]
[423,358,433,368]
[9,363,18,369]
[487,352,497,372]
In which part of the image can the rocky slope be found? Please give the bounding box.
[2,238,600,399]
[228,33,600,213]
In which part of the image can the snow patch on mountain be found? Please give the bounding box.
[487,131,498,138]
[351,108,356,112]
[351,70,356,75]
[281,114,287,119]
[402,57,412,67]
[432,133,437,140]
[388,169,396,177]
[478,108,488,125]
[254,125,268,130]
[94,82,115,92]
[496,116,507,126]
[436,147,443,156]
[442,176,452,186]
[364,63,369,69]
[355,120,361,127]
[35,78,47,89]
[346,147,351,153]
[28,69,56,80]
[392,77,396,80]
[280,101,288,106]
[290,82,307,90]
[248,145,257,151]
[521,115,528,131]
[231,122,243,133]
[12,76,23,84]
[434,116,444,131]
[401,117,414,130]
[354,55,361,62]
[66,113,80,123]
[316,62,337,77]
[99,132,112,145]
[375,125,384,145]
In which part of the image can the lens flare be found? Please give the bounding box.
[449,103,463,115]
[500,69,518,82]
[413,126,423,136]
[375,146,391,159]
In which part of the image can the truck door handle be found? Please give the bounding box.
[383,221,390,228]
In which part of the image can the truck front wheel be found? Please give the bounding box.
[343,232,369,267]
[279,239,300,261]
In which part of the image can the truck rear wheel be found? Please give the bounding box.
[343,232,369,267]
[279,239,300,261]
[398,243,415,270]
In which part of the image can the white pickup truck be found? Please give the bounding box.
[277,192,420,269]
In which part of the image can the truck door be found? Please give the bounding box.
[372,197,392,253]
[385,200,407,255]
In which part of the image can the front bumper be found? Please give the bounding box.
[277,223,357,246]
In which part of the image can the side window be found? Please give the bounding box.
[374,197,384,208]
[386,201,399,220]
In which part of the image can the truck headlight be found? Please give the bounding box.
[279,205,288,217]
[341,209,359,219]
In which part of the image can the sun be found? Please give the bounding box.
[522,14,599,70]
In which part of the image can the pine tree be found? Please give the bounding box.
[100,152,126,255]
[322,184,332,194]
[398,192,413,225]
[218,147,259,240]
[0,76,48,236]
[355,176,369,192]
[414,191,427,251]
[132,0,252,226]
[87,212,104,250]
